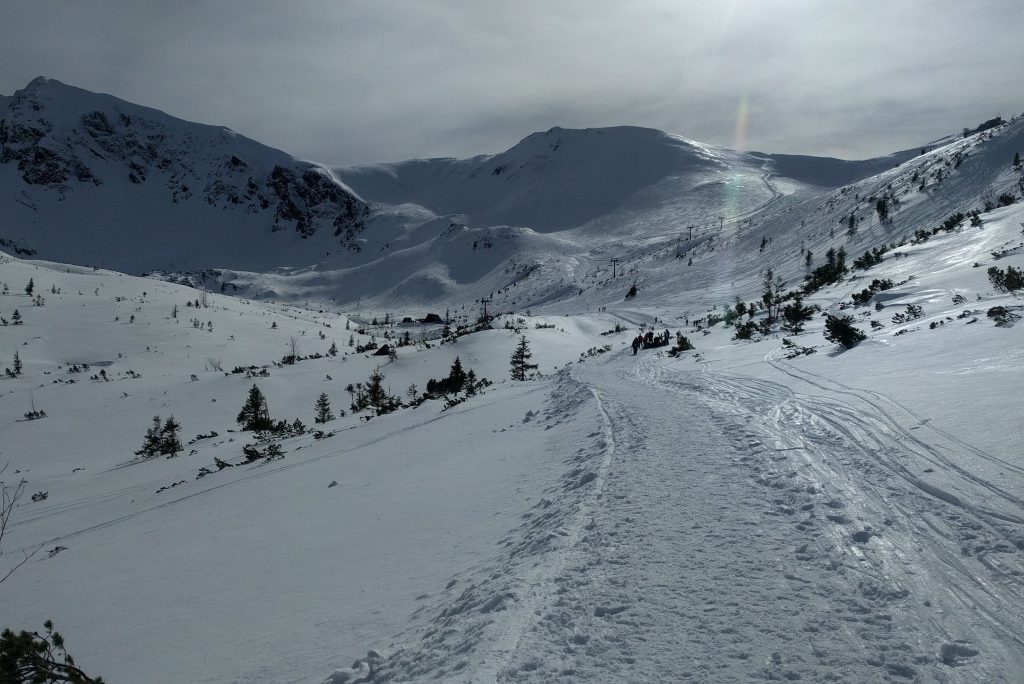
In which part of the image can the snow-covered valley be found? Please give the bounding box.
[2,78,1024,682]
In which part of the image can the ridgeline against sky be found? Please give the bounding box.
[1,1,1022,165]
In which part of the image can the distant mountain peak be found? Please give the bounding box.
[0,77,369,272]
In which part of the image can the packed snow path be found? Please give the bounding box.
[486,350,1024,682]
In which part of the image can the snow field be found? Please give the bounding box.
[0,255,622,682]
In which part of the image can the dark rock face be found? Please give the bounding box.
[0,79,369,248]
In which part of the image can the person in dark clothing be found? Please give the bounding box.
[632,335,642,355]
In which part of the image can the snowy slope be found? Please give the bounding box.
[1,77,941,310]
[2,194,1023,682]
[0,251,622,682]
[0,78,367,273]
[3,78,1024,683]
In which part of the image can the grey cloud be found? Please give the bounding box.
[1,0,1021,164]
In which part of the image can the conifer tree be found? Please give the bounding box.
[824,314,866,349]
[11,310,20,325]
[509,336,537,381]
[135,415,182,457]
[24,278,33,296]
[136,416,164,458]
[12,350,22,376]
[449,356,467,393]
[781,295,814,334]
[160,416,182,455]
[0,619,104,683]
[328,341,338,356]
[314,393,335,423]
[364,369,388,410]
[237,385,272,431]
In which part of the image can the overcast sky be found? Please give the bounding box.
[2,0,1022,165]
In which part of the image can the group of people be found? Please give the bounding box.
[631,329,671,355]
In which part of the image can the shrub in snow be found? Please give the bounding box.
[0,620,104,683]
[987,265,1024,293]
[135,416,183,458]
[667,333,695,355]
[823,314,866,349]
[851,279,895,305]
[781,338,815,358]
[732,320,757,341]
[987,306,1020,327]
[781,295,815,334]
[891,304,924,325]
[802,247,847,295]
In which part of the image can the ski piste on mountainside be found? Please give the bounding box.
[1,79,1023,682]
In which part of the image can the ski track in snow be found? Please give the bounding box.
[381,347,1024,682]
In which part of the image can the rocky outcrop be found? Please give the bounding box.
[0,78,368,247]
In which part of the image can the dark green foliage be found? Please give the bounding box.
[987,306,1020,326]
[937,212,965,233]
[988,265,1024,292]
[781,295,815,334]
[998,193,1016,206]
[348,368,400,415]
[1014,151,1021,168]
[135,415,182,458]
[875,197,889,222]
[237,385,273,431]
[669,333,695,354]
[824,314,866,349]
[24,278,33,296]
[802,247,847,294]
[425,357,467,396]
[761,268,786,322]
[624,283,638,300]
[969,210,983,227]
[732,320,758,341]
[510,336,538,381]
[424,357,490,399]
[781,338,815,358]
[364,369,389,410]
[0,620,104,683]
[851,278,895,305]
[891,304,924,325]
[314,393,335,424]
[327,342,338,357]
[852,246,888,270]
[242,433,286,463]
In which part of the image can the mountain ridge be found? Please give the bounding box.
[0,77,368,272]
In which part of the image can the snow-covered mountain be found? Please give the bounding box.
[336,125,919,232]
[0,78,368,273]
[0,78,933,303]
[3,77,1024,683]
